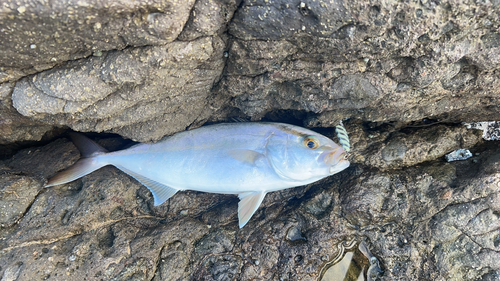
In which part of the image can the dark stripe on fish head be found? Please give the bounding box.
[275,123,309,139]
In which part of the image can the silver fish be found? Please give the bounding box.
[46,122,350,228]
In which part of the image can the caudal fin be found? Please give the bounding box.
[45,158,107,187]
[45,133,109,187]
[69,132,109,156]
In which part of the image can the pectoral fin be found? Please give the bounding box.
[238,191,267,228]
[116,166,178,206]
[227,149,264,165]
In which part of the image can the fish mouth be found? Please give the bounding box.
[329,158,350,174]
[321,148,350,174]
[322,147,346,165]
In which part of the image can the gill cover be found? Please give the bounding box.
[265,130,328,181]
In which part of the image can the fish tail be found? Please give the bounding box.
[45,133,109,187]
[68,132,108,157]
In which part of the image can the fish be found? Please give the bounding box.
[45,122,350,228]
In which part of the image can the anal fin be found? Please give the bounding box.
[238,191,267,228]
[116,166,178,206]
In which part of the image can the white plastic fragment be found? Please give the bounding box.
[445,149,472,162]
[463,121,500,140]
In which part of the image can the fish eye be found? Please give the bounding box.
[303,136,319,149]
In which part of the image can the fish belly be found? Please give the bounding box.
[103,150,291,194]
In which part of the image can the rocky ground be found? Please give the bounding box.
[1,0,500,280]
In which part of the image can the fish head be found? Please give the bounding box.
[266,124,350,182]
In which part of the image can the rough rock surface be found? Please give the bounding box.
[0,83,55,146]
[0,0,197,82]
[11,36,225,141]
[1,0,500,280]
[3,0,500,142]
[1,129,499,281]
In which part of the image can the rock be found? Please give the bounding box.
[3,0,500,142]
[363,125,482,170]
[2,0,500,280]
[11,37,226,142]
[178,0,240,41]
[229,0,353,40]
[0,115,499,281]
[0,174,44,228]
[0,0,196,83]
[0,261,23,281]
[338,145,500,281]
[0,83,55,146]
[219,0,500,126]
[153,240,190,280]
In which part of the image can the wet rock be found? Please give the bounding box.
[194,228,235,260]
[303,192,333,219]
[340,173,411,228]
[194,254,242,281]
[350,145,500,281]
[153,240,190,281]
[0,120,499,281]
[425,186,500,279]
[3,138,80,178]
[200,197,239,227]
